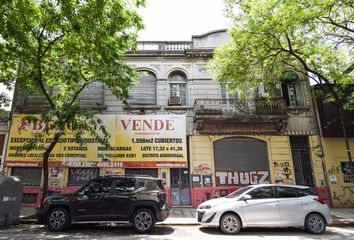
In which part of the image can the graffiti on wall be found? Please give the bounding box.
[341,162,353,183]
[328,165,340,175]
[70,168,98,182]
[49,168,64,187]
[215,171,269,186]
[273,161,293,184]
[102,169,122,176]
[192,164,212,174]
[333,187,354,206]
[49,168,64,179]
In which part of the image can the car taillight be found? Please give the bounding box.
[314,197,326,204]
[157,192,166,201]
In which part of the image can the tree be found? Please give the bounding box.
[210,0,354,183]
[0,0,145,205]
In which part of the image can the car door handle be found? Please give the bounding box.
[270,203,278,207]
[298,202,306,205]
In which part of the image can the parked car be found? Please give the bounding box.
[197,184,332,234]
[37,175,169,233]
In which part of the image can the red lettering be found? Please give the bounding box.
[166,120,175,130]
[45,120,54,130]
[121,118,176,131]
[120,120,130,130]
[142,120,152,130]
[32,119,44,131]
[154,119,164,130]
[132,120,141,130]
[17,118,30,134]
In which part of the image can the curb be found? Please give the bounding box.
[20,213,37,225]
[329,221,354,227]
[20,214,36,220]
[20,218,38,225]
[157,222,199,226]
[19,220,354,227]
[20,215,354,228]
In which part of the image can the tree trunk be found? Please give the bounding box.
[40,134,61,206]
[41,151,49,207]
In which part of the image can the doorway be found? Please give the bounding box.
[290,136,315,186]
[170,168,191,206]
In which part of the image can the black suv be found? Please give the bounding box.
[37,175,169,233]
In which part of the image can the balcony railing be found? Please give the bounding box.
[136,41,192,51]
[168,96,181,106]
[194,98,287,116]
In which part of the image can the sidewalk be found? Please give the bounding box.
[329,208,354,226]
[20,207,354,226]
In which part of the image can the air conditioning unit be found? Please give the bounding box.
[168,96,181,106]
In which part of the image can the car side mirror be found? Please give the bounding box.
[242,194,252,201]
[80,187,90,195]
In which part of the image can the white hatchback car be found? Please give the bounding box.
[197,184,332,234]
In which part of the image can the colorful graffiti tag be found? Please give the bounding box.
[192,163,212,174]
[215,170,270,186]
[273,161,293,184]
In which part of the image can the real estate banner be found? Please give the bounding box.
[5,114,187,168]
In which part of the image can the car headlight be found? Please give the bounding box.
[199,205,212,209]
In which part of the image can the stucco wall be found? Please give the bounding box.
[321,137,354,207]
[189,135,298,187]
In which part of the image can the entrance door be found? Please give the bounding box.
[170,168,191,206]
[290,136,314,186]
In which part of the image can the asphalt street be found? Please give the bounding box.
[0,224,354,240]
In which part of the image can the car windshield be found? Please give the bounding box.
[225,186,254,198]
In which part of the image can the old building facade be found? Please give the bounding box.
[315,90,354,207]
[3,30,329,207]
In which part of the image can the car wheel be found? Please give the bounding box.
[47,207,69,232]
[220,213,241,234]
[132,208,155,233]
[305,213,326,234]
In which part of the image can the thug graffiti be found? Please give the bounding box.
[215,170,270,186]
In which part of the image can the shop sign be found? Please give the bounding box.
[5,114,187,168]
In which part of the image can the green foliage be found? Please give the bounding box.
[0,0,144,104]
[1,0,145,204]
[210,0,353,101]
[0,0,145,150]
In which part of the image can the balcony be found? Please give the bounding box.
[136,41,192,51]
[168,96,182,106]
[194,98,288,135]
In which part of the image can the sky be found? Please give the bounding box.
[137,0,230,41]
[0,0,231,108]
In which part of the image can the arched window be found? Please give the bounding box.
[129,71,157,105]
[168,71,187,106]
